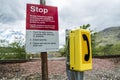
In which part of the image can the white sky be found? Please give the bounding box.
[0,0,120,47]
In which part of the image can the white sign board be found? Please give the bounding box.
[26,4,59,52]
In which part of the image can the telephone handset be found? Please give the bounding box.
[82,34,90,61]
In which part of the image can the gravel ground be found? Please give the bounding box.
[0,58,120,80]
[84,58,120,80]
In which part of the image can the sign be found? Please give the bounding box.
[26,4,59,52]
[69,29,92,71]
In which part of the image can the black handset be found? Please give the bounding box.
[82,34,90,61]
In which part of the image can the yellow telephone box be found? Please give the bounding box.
[69,29,92,71]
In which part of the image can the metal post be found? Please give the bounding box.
[76,71,84,80]
[40,0,45,5]
[40,0,48,80]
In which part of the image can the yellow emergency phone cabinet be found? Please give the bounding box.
[69,29,92,71]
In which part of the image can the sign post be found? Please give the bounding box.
[40,0,48,80]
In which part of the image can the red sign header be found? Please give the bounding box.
[26,4,58,31]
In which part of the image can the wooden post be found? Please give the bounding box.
[40,0,48,80]
[41,52,48,80]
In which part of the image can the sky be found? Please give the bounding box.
[0,0,120,48]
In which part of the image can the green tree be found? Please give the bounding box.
[80,24,91,29]
[59,45,66,57]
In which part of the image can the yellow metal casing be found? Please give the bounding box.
[69,29,92,71]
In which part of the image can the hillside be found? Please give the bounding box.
[95,26,120,47]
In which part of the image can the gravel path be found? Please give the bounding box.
[0,58,120,80]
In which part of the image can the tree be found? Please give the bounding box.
[80,24,90,29]
[59,45,66,56]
